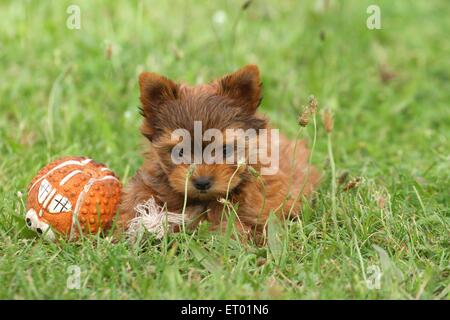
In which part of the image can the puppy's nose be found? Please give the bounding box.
[193,177,212,191]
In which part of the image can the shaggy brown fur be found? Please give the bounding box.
[118,65,320,243]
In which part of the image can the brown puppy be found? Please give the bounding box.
[119,65,319,243]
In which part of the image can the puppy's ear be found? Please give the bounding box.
[139,72,178,110]
[138,72,178,140]
[216,64,262,112]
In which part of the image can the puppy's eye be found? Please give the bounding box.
[223,145,233,158]
[171,147,184,158]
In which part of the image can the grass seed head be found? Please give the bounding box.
[343,177,362,191]
[105,43,113,59]
[218,198,231,206]
[297,106,310,127]
[322,108,334,133]
[376,195,386,209]
[308,95,318,114]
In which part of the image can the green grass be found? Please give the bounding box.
[0,0,449,299]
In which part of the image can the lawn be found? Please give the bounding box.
[0,0,448,299]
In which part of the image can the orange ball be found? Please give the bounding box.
[25,156,122,240]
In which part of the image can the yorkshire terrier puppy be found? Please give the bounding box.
[119,65,319,243]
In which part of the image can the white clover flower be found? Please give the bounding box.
[212,10,227,25]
